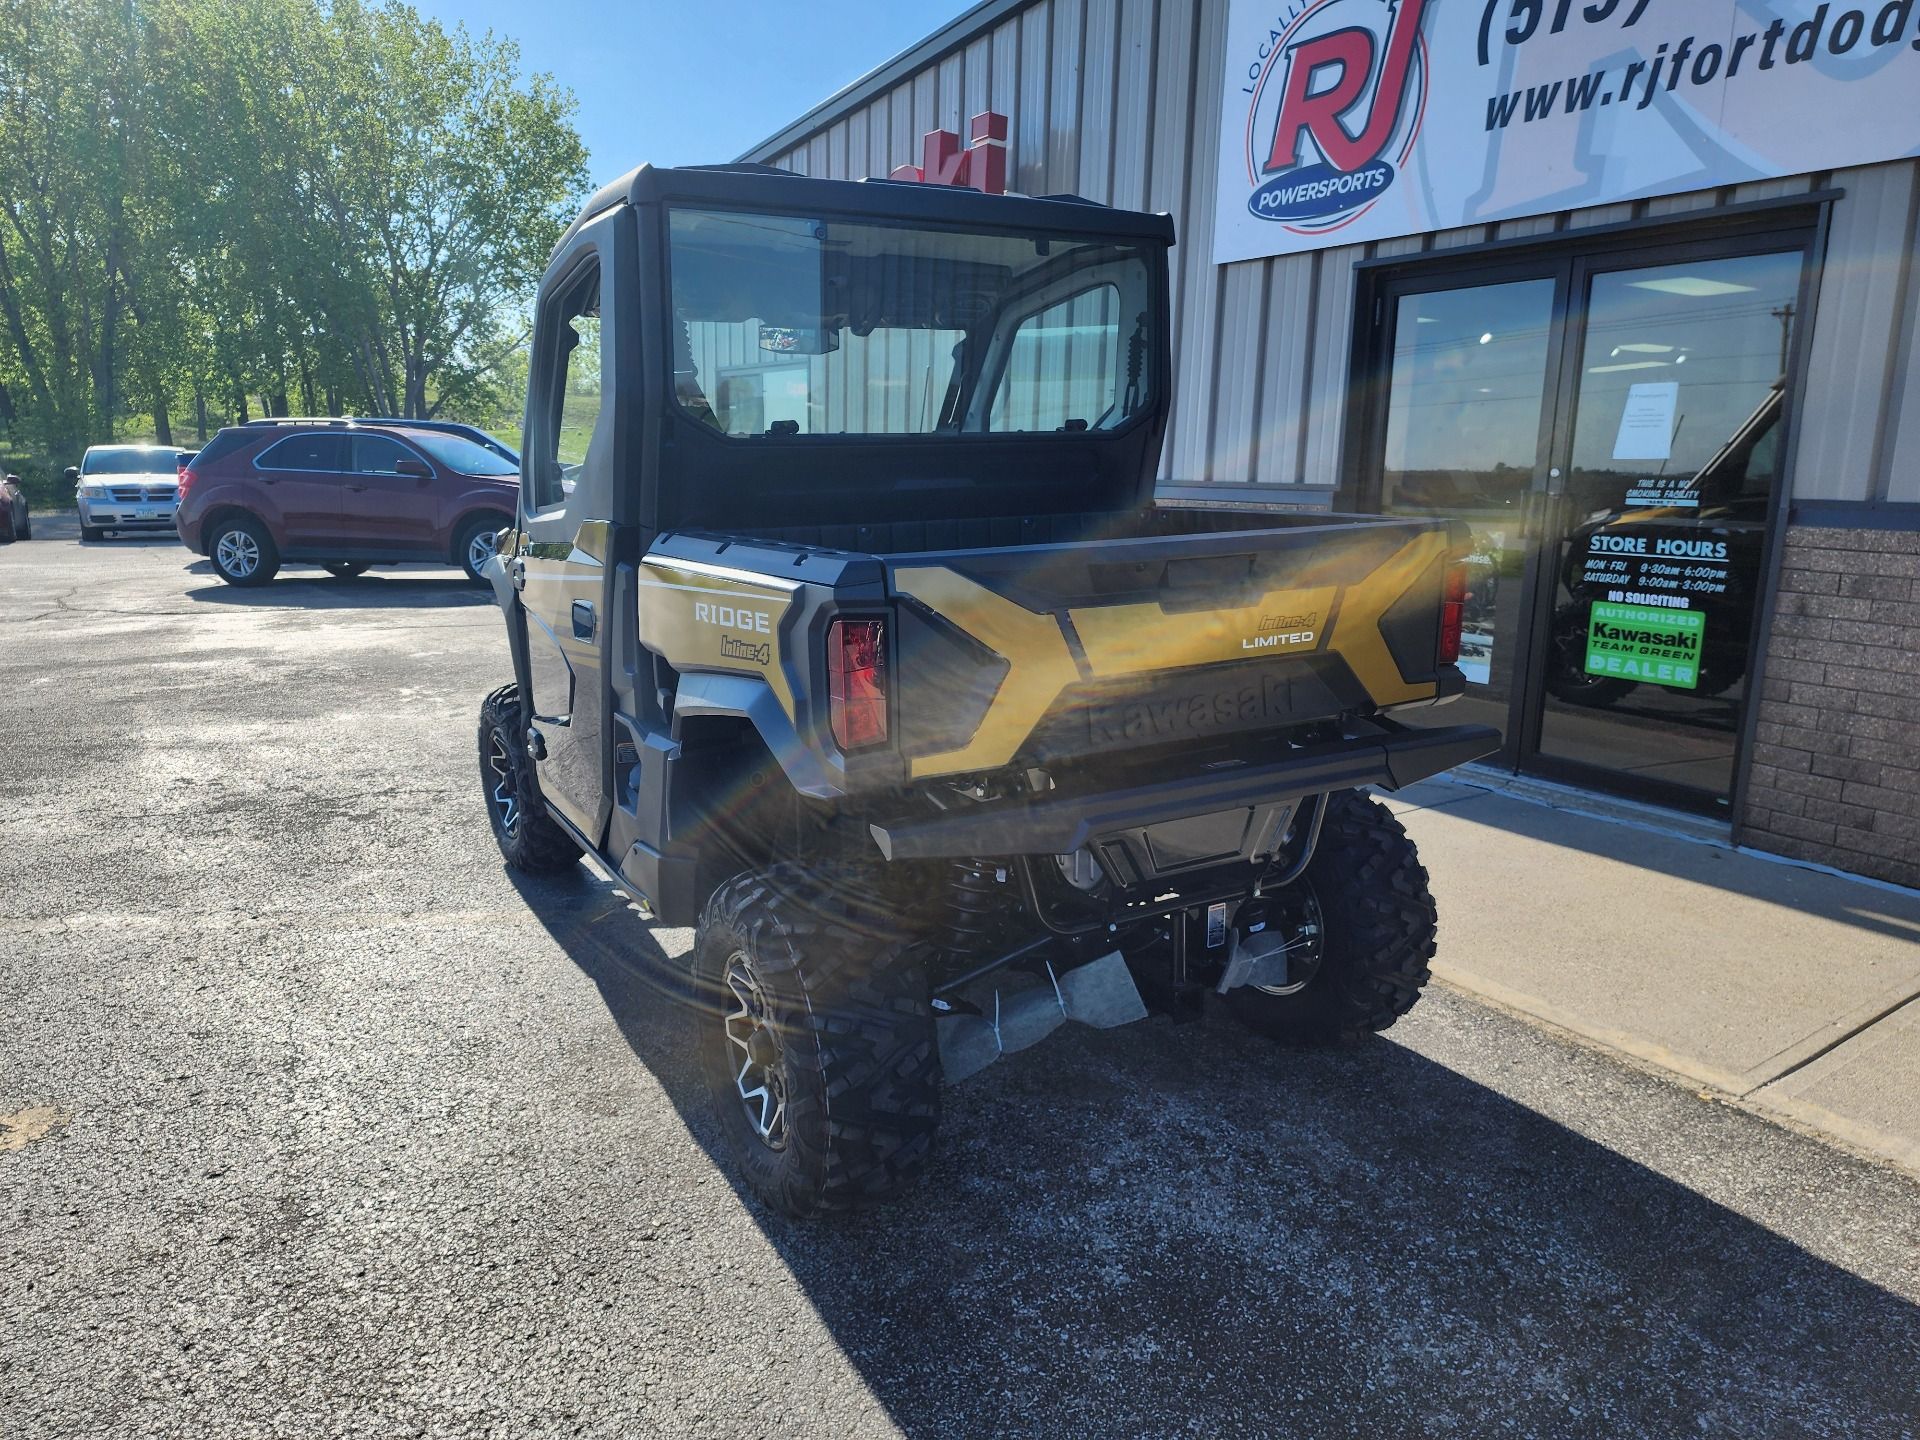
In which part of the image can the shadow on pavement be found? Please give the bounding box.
[183,567,486,608]
[508,864,1920,1439]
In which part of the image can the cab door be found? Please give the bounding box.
[511,214,622,843]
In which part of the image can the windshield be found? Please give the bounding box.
[668,208,1157,438]
[408,432,519,477]
[83,447,177,475]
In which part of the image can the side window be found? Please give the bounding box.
[534,261,603,509]
[351,435,414,475]
[258,433,348,472]
[990,285,1122,433]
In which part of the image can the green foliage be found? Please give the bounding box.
[0,0,588,468]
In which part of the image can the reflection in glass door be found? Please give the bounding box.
[1378,277,1558,752]
[1534,251,1801,803]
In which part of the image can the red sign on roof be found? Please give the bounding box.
[889,112,1008,195]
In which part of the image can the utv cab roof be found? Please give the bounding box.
[550,162,1175,263]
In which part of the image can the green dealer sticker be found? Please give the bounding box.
[1584,602,1704,690]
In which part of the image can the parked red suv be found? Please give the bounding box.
[175,420,519,586]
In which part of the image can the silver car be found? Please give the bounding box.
[69,445,190,541]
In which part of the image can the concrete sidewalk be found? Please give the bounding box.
[1385,773,1920,1174]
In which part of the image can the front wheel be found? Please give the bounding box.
[1222,790,1437,1045]
[477,684,581,872]
[209,515,280,586]
[694,866,940,1218]
[80,524,103,542]
[457,516,506,585]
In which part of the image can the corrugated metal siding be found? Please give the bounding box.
[1794,164,1920,503]
[750,0,1917,502]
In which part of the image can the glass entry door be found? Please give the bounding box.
[1358,231,1809,814]
[1533,250,1800,801]
[1377,273,1562,759]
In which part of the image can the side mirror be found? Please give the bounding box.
[63,466,79,483]
[395,458,432,479]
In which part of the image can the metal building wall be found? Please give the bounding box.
[744,0,1920,505]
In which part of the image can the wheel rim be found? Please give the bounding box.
[216,529,260,577]
[722,952,789,1150]
[1553,618,1623,696]
[485,728,521,837]
[467,527,499,575]
[1252,883,1327,997]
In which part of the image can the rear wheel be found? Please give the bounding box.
[323,561,370,579]
[209,514,280,586]
[694,866,940,1218]
[477,684,581,872]
[1546,606,1634,708]
[1222,790,1437,1044]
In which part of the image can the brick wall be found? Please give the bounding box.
[1740,523,1920,889]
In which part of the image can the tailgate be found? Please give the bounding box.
[885,513,1463,780]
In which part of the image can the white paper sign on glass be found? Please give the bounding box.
[1216,0,1920,263]
[1612,381,1680,461]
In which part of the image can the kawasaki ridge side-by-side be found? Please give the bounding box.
[478,164,1499,1216]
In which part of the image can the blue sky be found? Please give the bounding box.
[414,0,970,186]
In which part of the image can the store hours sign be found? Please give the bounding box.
[1215,0,1920,261]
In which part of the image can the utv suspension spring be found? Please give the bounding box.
[935,859,1006,958]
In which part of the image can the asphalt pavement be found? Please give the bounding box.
[3,518,1918,1439]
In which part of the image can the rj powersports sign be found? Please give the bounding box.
[1215,0,1920,261]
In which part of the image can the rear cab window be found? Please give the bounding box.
[665,208,1157,439]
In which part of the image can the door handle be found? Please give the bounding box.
[571,600,595,639]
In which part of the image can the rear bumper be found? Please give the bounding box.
[868,722,1500,862]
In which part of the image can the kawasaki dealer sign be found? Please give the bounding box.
[1584,601,1705,687]
[1216,0,1920,260]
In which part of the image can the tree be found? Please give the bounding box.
[0,0,587,477]
[0,0,143,462]
[286,1,587,418]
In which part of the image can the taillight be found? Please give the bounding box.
[827,617,888,751]
[1438,561,1468,666]
[177,466,198,502]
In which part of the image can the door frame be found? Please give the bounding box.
[1340,198,1830,816]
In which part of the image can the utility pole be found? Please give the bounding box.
[1771,303,1795,376]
